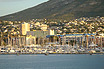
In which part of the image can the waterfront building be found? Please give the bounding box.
[26,35,36,45]
[27,30,49,38]
[27,29,56,38]
[46,33,96,47]
[96,34,104,48]
[26,30,49,45]
[26,29,57,45]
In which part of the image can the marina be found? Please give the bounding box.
[1,33,104,55]
[0,45,104,55]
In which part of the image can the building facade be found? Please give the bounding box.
[20,22,30,35]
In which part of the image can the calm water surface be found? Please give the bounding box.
[0,54,104,69]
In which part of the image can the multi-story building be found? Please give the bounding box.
[26,35,36,45]
[40,24,48,31]
[49,29,55,35]
[20,22,30,35]
[27,30,49,38]
[27,29,56,38]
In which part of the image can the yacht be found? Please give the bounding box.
[1,50,6,53]
[89,42,97,48]
[77,48,85,53]
[70,48,77,53]
[95,48,101,52]
[88,49,96,53]
[0,47,6,53]
[9,50,15,53]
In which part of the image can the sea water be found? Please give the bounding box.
[0,54,104,69]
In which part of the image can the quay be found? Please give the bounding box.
[0,52,104,55]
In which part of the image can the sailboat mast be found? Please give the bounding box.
[1,32,2,46]
[86,35,89,49]
[11,34,12,47]
[101,35,102,49]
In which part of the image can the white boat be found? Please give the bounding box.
[95,48,101,52]
[70,48,77,53]
[77,48,85,53]
[41,49,46,53]
[1,50,6,53]
[89,42,97,47]
[9,50,15,53]
[88,50,96,53]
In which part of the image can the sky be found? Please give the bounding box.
[0,0,48,17]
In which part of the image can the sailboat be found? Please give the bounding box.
[89,42,97,53]
[89,42,97,47]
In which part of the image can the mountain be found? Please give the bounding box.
[0,0,104,21]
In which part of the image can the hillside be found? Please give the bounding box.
[0,0,104,21]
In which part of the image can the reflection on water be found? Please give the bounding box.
[0,54,104,69]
